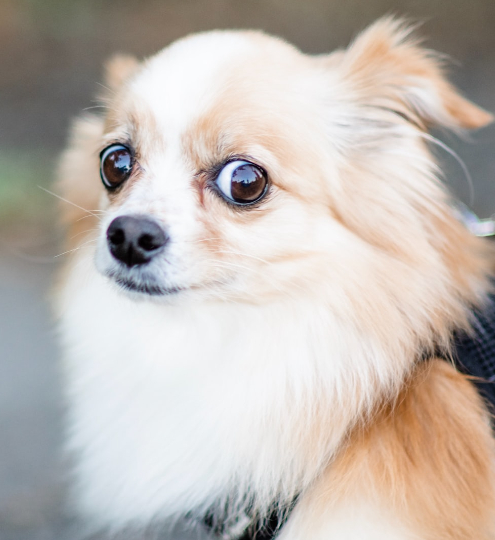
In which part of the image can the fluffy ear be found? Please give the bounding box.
[341,17,492,130]
[104,54,140,91]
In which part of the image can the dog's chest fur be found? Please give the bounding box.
[59,251,403,530]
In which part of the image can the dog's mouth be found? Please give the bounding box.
[107,271,184,297]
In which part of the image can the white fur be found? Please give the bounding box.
[132,32,256,136]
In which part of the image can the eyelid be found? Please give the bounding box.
[100,144,129,161]
[99,141,134,158]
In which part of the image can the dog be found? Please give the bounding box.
[55,17,495,539]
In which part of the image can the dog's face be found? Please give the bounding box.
[94,32,345,303]
[67,20,491,317]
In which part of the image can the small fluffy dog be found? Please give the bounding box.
[56,18,495,539]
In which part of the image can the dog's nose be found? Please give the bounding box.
[107,215,169,267]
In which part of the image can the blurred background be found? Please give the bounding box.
[0,0,494,539]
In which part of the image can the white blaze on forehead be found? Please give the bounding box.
[130,32,257,136]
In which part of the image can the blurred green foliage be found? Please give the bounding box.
[0,151,53,225]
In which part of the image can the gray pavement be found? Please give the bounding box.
[0,250,64,540]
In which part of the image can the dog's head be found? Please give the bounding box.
[59,18,493,348]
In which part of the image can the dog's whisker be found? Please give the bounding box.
[54,239,97,258]
[95,81,116,95]
[38,186,104,221]
[83,105,109,112]
[207,260,253,274]
[210,249,272,266]
[420,132,475,206]
[184,237,225,245]
[69,228,100,241]
[76,212,106,224]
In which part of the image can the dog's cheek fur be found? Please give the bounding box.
[328,142,495,358]
[280,361,495,540]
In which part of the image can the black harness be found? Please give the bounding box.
[204,509,283,540]
[236,511,283,540]
[204,296,495,540]
[452,295,495,411]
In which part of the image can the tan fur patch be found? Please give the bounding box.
[180,43,329,203]
[297,360,495,539]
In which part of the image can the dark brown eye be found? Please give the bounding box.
[100,144,133,189]
[215,160,268,205]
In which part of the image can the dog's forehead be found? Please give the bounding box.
[129,32,269,136]
[118,31,323,181]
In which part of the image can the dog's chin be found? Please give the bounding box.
[115,277,184,297]
[105,270,185,301]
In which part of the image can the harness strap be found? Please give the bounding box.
[451,295,495,412]
[203,502,296,540]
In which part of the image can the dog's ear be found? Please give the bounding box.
[104,54,140,92]
[341,17,492,131]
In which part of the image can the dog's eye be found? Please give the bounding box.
[215,160,268,205]
[100,144,133,189]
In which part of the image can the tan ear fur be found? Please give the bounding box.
[104,54,140,91]
[342,17,493,130]
[442,88,493,129]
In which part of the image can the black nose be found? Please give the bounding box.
[107,215,168,267]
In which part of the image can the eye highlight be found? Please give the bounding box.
[215,160,268,205]
[100,144,133,190]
